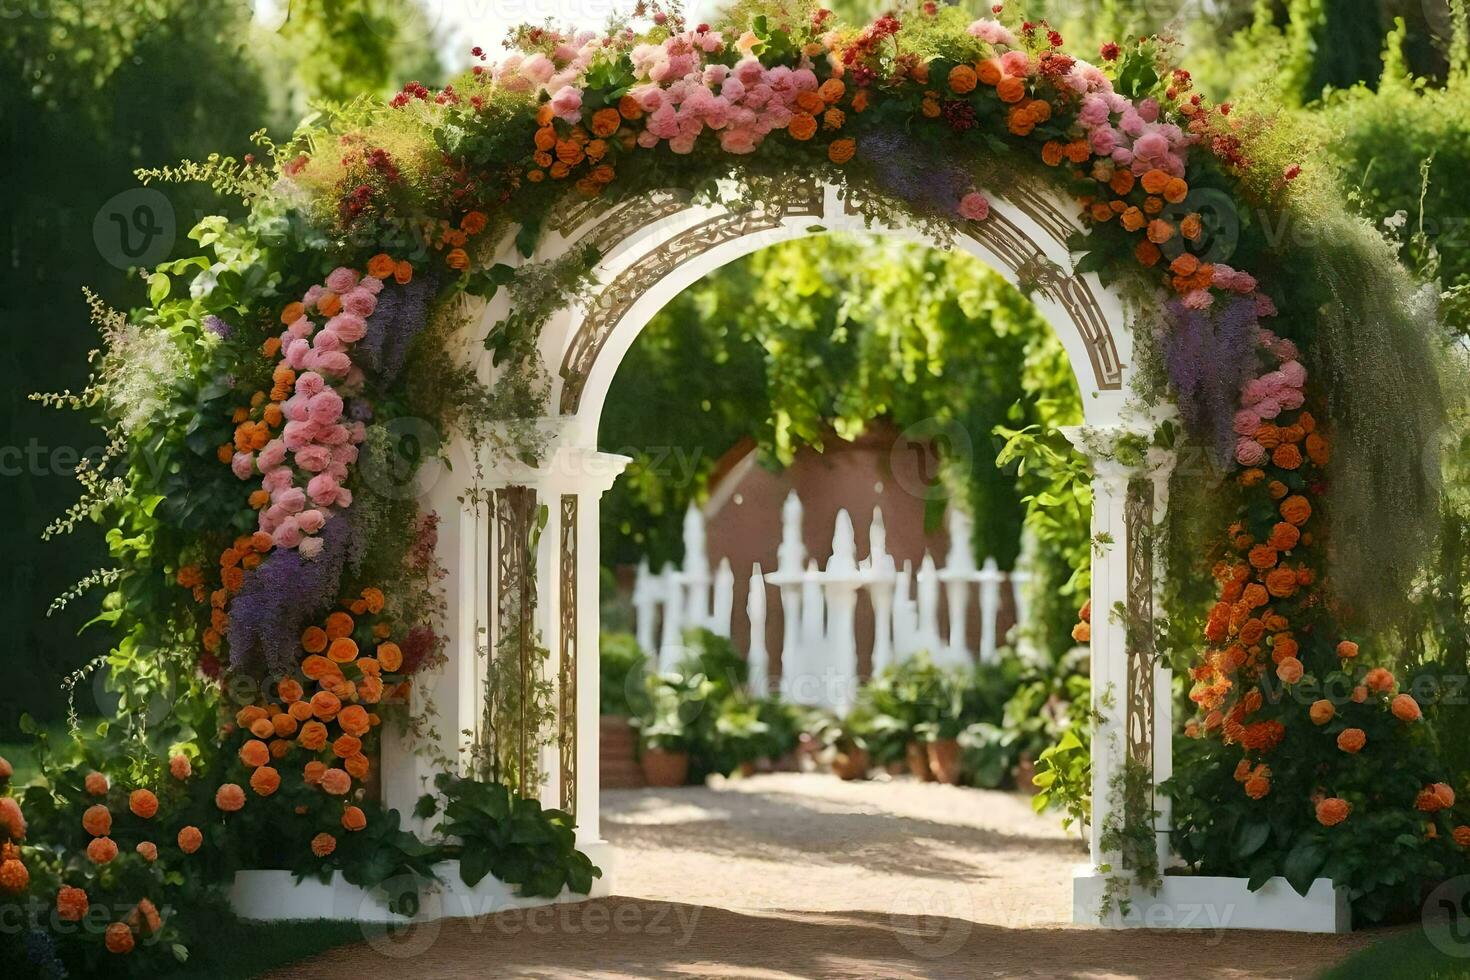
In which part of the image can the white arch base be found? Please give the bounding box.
[345,181,1349,934]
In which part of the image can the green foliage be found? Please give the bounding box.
[1031,729,1091,832]
[423,772,600,899]
[599,631,650,717]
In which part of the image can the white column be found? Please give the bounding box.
[892,560,917,660]
[1147,443,1177,870]
[793,559,826,706]
[771,491,805,697]
[746,563,769,698]
[940,507,977,668]
[710,557,735,639]
[976,557,1004,664]
[632,557,658,655]
[1071,443,1133,871]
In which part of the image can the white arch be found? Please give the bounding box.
[386,178,1170,930]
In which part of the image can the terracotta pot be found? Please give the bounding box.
[906,740,935,781]
[926,738,963,785]
[640,748,690,787]
[832,747,870,781]
[600,715,644,789]
[1015,752,1041,795]
[738,761,757,778]
[771,750,802,773]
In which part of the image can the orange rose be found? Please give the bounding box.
[136,841,157,863]
[325,611,354,639]
[1276,657,1304,684]
[82,804,112,837]
[56,886,89,922]
[1365,667,1395,693]
[1244,774,1271,799]
[298,721,329,751]
[239,739,270,769]
[1352,685,1368,703]
[277,679,304,704]
[788,112,818,141]
[288,700,314,723]
[84,771,109,796]
[445,247,470,271]
[1135,241,1162,267]
[301,655,335,680]
[327,637,359,664]
[1418,783,1457,812]
[342,806,368,832]
[87,837,119,864]
[1309,699,1335,725]
[1272,443,1302,470]
[377,642,404,673]
[948,64,977,94]
[127,898,162,936]
[1305,433,1330,467]
[366,254,396,279]
[177,825,203,854]
[301,626,328,653]
[1337,640,1359,659]
[1163,177,1189,203]
[394,260,413,284]
[321,768,352,796]
[1146,219,1174,244]
[996,76,1026,103]
[1455,826,1470,847]
[590,107,621,138]
[0,858,27,894]
[344,752,371,780]
[1140,169,1171,195]
[1316,798,1350,827]
[317,292,342,317]
[250,766,281,797]
[1336,728,1366,753]
[249,718,274,740]
[279,301,305,325]
[976,59,1003,85]
[1247,545,1277,570]
[828,138,856,165]
[1239,619,1266,645]
[1280,495,1312,526]
[105,921,135,955]
[129,789,158,820]
[338,704,371,737]
[272,713,299,738]
[215,783,246,812]
[1392,693,1423,722]
[311,691,342,721]
[311,832,337,857]
[617,94,643,120]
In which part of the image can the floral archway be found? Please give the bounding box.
[5,1,1452,967]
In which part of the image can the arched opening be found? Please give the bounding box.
[388,180,1174,927]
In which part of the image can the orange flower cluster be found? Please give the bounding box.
[201,531,276,655]
[225,585,414,850]
[529,103,623,196]
[0,759,26,897]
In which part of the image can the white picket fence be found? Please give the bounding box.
[631,492,1031,713]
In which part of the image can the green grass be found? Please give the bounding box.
[1320,927,1470,979]
[165,917,366,979]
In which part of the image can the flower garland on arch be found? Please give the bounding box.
[16,4,1457,963]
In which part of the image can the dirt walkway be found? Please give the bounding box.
[270,773,1374,978]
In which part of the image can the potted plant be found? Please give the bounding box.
[916,716,965,785]
[808,712,870,780]
[599,632,650,789]
[638,711,691,787]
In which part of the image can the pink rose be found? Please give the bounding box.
[272,486,306,513]
[293,445,331,473]
[1235,439,1267,467]
[966,18,1016,46]
[549,85,583,123]
[299,536,325,559]
[231,452,255,480]
[309,351,352,377]
[258,440,288,471]
[284,338,312,371]
[358,276,383,295]
[1279,360,1307,388]
[342,290,376,318]
[317,423,350,446]
[285,316,314,340]
[273,517,302,549]
[281,419,319,451]
[520,52,555,87]
[295,372,326,398]
[329,314,368,343]
[306,390,344,425]
[999,50,1033,76]
[957,192,990,221]
[1233,410,1262,436]
[261,468,294,493]
[311,329,344,353]
[307,473,341,507]
[1181,289,1213,310]
[325,268,359,293]
[297,509,327,533]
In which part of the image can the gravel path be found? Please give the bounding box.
[270,773,1376,978]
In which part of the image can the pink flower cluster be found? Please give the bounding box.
[1076,88,1194,177]
[633,39,814,154]
[1232,329,1307,467]
[957,191,990,221]
[492,31,601,100]
[232,267,376,558]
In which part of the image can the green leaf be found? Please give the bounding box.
[1283,840,1326,897]
[459,847,492,888]
[1234,820,1271,860]
[148,272,171,306]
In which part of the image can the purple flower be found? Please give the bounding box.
[1162,295,1259,467]
[226,516,350,674]
[204,315,234,339]
[355,272,439,383]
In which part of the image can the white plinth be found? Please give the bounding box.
[229,840,615,923]
[1072,865,1350,933]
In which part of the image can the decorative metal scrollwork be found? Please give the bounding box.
[494,485,538,798]
[558,494,578,815]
